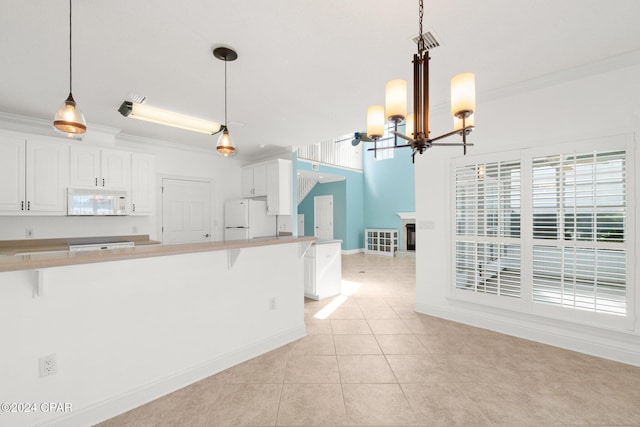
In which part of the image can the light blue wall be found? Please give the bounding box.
[299,181,346,241]
[363,140,416,244]
[295,141,414,251]
[296,160,364,251]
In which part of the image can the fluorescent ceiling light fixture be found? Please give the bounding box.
[118,101,222,135]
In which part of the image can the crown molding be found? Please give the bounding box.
[480,48,640,105]
[0,111,121,145]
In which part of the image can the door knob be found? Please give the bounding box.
[205,234,210,238]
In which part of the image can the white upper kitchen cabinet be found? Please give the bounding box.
[0,134,68,215]
[241,163,267,197]
[266,159,292,215]
[130,152,155,215]
[69,146,130,190]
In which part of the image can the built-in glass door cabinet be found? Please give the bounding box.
[241,163,267,197]
[365,228,398,256]
[69,146,130,190]
[0,134,68,215]
[130,153,155,215]
[266,159,292,215]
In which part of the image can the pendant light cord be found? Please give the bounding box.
[223,55,228,127]
[69,0,73,93]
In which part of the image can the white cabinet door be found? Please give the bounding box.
[0,135,67,215]
[69,146,100,187]
[252,163,268,197]
[101,149,130,190]
[25,138,67,213]
[0,135,25,213]
[130,153,154,215]
[241,166,254,197]
[69,146,131,189]
[304,246,316,297]
[241,164,268,197]
[266,159,292,215]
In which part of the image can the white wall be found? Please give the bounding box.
[0,243,306,427]
[415,58,640,365]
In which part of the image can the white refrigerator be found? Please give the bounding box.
[224,199,276,240]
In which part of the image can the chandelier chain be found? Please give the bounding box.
[418,0,425,54]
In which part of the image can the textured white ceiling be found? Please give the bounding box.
[2,0,640,160]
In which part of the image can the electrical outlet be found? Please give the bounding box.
[39,354,57,377]
[269,297,276,310]
[26,229,34,238]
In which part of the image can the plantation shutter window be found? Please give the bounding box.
[532,150,627,316]
[455,160,521,298]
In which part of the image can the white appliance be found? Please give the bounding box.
[224,199,276,240]
[67,188,129,216]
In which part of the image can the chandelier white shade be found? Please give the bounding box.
[404,113,415,138]
[451,72,476,117]
[366,105,385,139]
[385,79,408,122]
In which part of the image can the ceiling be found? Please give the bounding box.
[2,1,640,160]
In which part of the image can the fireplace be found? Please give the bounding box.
[405,223,416,251]
[396,212,416,257]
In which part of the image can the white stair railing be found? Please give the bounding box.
[298,176,319,205]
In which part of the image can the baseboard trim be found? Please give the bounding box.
[414,302,640,367]
[41,324,307,427]
[342,248,364,255]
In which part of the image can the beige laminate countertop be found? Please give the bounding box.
[0,236,316,273]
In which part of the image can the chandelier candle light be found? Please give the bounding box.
[53,0,87,137]
[366,0,476,161]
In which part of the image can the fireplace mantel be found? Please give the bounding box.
[396,212,416,220]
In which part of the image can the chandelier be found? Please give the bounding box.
[366,0,476,162]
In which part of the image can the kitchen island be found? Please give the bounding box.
[0,236,315,427]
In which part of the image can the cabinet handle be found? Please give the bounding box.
[102,178,105,187]
[21,201,24,211]
[27,201,30,211]
[95,177,98,186]
[205,234,210,238]
[132,203,136,212]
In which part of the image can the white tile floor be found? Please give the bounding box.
[100,253,640,426]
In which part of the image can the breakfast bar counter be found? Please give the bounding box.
[0,235,314,427]
[0,235,316,272]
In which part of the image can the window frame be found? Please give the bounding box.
[450,134,635,331]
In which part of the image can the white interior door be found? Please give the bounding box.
[298,214,305,237]
[162,178,211,244]
[314,195,333,240]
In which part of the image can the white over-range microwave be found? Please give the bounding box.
[67,188,129,216]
